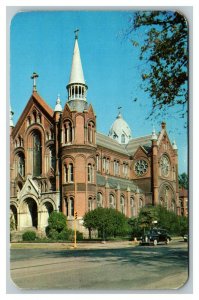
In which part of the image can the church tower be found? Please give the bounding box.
[60,31,97,233]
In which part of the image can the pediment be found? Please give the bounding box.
[18,175,40,199]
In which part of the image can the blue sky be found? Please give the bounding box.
[10,10,188,174]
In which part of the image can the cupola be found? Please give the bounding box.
[108,112,132,144]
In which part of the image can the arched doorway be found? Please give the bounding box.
[22,198,38,228]
[10,205,18,230]
[40,201,54,228]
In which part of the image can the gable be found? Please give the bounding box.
[133,145,149,160]
[12,92,54,138]
[17,175,40,200]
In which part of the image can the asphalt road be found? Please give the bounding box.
[10,240,188,291]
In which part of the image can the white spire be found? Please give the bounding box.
[10,105,14,127]
[54,94,62,112]
[151,125,157,141]
[68,36,85,85]
[172,140,178,150]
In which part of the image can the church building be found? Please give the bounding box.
[10,32,180,236]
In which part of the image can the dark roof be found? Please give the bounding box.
[97,173,143,193]
[96,132,152,156]
[125,135,152,155]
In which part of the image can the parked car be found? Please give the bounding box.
[140,228,171,246]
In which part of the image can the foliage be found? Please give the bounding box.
[128,205,188,237]
[46,211,67,240]
[178,172,188,189]
[22,231,36,241]
[128,11,188,122]
[138,206,159,231]
[83,207,130,240]
[47,211,67,232]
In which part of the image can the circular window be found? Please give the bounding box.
[160,155,170,177]
[134,160,148,176]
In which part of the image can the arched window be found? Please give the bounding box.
[109,194,116,209]
[88,163,92,182]
[65,163,74,183]
[88,197,93,211]
[139,198,143,209]
[88,121,95,143]
[49,147,56,170]
[32,110,37,123]
[97,192,103,207]
[120,195,125,214]
[18,153,25,177]
[33,131,42,176]
[130,197,136,217]
[67,197,74,217]
[64,121,72,143]
[121,134,125,144]
[96,155,99,172]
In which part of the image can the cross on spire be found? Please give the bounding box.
[118,106,122,114]
[31,72,39,92]
[74,29,79,40]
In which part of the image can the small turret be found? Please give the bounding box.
[172,140,178,150]
[10,105,14,128]
[151,126,157,141]
[54,94,62,112]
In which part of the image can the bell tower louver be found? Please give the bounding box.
[66,30,88,112]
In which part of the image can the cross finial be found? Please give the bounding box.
[31,72,39,92]
[118,106,122,114]
[74,29,79,40]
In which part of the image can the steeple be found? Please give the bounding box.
[66,30,88,112]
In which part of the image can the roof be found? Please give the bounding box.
[96,132,128,155]
[97,173,142,193]
[96,132,153,156]
[125,135,152,155]
[68,38,85,85]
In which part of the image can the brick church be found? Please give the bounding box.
[10,32,180,236]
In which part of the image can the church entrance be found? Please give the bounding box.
[22,198,38,228]
[10,205,18,230]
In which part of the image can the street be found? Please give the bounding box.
[10,240,188,291]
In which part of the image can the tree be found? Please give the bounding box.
[46,211,68,240]
[138,206,159,232]
[83,207,129,240]
[129,205,188,237]
[178,172,188,189]
[128,11,188,122]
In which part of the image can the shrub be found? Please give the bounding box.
[48,211,67,233]
[22,231,36,241]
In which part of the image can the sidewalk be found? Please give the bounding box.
[10,240,139,250]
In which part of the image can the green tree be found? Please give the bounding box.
[178,172,188,189]
[130,205,188,236]
[83,207,129,240]
[138,206,159,232]
[46,211,67,240]
[128,11,188,122]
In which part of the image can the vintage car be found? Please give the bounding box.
[140,229,171,246]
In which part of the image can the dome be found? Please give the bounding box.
[108,112,132,144]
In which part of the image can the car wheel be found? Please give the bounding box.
[153,239,158,246]
[165,238,170,245]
